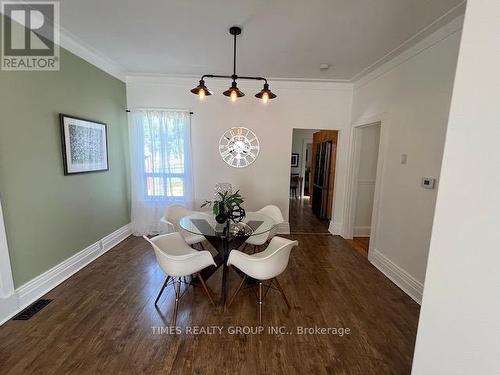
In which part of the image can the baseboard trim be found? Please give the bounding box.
[369,248,423,304]
[277,222,290,235]
[328,221,343,236]
[0,223,131,325]
[353,226,371,237]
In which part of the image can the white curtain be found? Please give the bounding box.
[129,110,194,235]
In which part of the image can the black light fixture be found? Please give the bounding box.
[223,81,245,101]
[190,26,276,103]
[255,83,277,104]
[190,79,212,99]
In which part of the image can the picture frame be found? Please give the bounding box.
[291,153,299,167]
[60,114,109,175]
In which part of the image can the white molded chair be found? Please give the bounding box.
[144,232,216,326]
[160,204,206,248]
[227,236,298,325]
[245,205,285,252]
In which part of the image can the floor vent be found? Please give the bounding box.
[12,299,53,320]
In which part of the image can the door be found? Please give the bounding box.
[310,130,338,219]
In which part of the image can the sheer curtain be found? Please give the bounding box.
[129,110,194,235]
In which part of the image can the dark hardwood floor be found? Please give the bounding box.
[347,237,370,257]
[289,197,330,233]
[0,234,419,374]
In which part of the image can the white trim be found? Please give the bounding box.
[277,222,290,235]
[58,25,127,82]
[328,221,343,236]
[343,115,387,249]
[0,223,131,325]
[4,1,463,84]
[300,138,313,198]
[125,72,351,84]
[353,226,371,237]
[126,74,354,92]
[0,199,15,298]
[369,249,423,304]
[2,0,126,81]
[351,5,466,83]
[353,14,464,88]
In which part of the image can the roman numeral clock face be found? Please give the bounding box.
[219,127,260,168]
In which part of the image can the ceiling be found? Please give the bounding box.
[57,0,465,80]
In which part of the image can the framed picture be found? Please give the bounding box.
[291,153,299,167]
[60,114,109,175]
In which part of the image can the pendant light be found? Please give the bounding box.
[190,26,276,103]
[223,81,245,101]
[255,83,277,103]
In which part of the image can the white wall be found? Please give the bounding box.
[354,124,380,236]
[412,1,500,373]
[291,128,315,176]
[127,76,352,230]
[351,15,463,297]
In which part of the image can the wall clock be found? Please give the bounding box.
[219,127,260,168]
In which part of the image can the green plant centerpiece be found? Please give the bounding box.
[201,190,246,224]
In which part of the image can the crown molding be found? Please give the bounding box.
[1,0,126,81]
[1,1,465,86]
[353,14,464,90]
[58,24,127,82]
[126,73,353,92]
[351,2,466,83]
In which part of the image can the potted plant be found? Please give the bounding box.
[201,190,245,224]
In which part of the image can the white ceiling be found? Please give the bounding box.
[58,0,465,80]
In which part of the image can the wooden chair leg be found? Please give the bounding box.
[226,275,246,310]
[273,277,291,309]
[258,282,263,326]
[172,279,181,326]
[154,276,170,306]
[198,273,215,306]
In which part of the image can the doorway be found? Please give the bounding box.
[346,121,382,256]
[289,128,338,233]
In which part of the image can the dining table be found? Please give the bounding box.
[179,211,275,305]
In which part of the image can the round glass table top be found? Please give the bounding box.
[179,211,275,238]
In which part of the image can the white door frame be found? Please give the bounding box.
[300,138,313,197]
[343,113,390,257]
[0,198,15,298]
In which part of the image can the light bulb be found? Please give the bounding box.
[230,90,237,102]
[262,92,269,104]
[199,90,205,99]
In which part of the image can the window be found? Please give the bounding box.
[129,110,194,234]
[142,114,187,200]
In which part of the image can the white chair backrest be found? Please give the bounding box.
[164,204,189,232]
[231,237,298,280]
[258,205,284,239]
[258,205,284,223]
[144,232,203,277]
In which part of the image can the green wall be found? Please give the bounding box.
[0,47,130,287]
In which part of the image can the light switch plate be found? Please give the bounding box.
[421,177,436,189]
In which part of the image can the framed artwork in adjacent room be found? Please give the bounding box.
[60,114,109,175]
[291,153,299,167]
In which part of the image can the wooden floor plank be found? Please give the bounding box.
[0,234,419,374]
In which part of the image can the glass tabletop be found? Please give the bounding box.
[179,211,275,238]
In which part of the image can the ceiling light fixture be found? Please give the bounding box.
[190,26,276,103]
